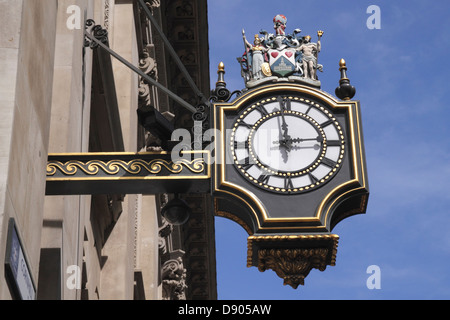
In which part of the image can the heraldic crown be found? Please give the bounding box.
[238,14,324,89]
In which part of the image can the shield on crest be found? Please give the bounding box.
[269,48,296,77]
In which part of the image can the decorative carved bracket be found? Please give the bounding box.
[247,234,339,289]
[257,248,328,289]
[161,251,187,300]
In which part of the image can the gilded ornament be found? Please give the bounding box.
[257,248,329,288]
[47,157,206,177]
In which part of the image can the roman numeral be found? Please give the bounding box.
[308,172,319,184]
[241,162,253,170]
[305,105,313,114]
[238,156,250,165]
[284,176,294,189]
[321,157,337,168]
[326,140,341,146]
[321,119,334,127]
[284,99,291,112]
[238,121,253,129]
[234,141,248,149]
[277,96,291,112]
[238,157,253,170]
[257,174,270,184]
[255,104,269,116]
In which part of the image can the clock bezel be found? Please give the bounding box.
[230,95,346,194]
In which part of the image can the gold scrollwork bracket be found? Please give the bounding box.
[247,234,339,289]
[45,151,211,195]
[46,157,205,177]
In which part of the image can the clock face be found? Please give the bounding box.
[230,95,345,194]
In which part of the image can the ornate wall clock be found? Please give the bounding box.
[212,82,369,288]
[211,14,369,288]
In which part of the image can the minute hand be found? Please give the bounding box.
[290,136,323,143]
[277,98,290,137]
[276,96,291,150]
[273,136,322,145]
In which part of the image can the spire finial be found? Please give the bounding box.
[211,62,232,102]
[216,62,226,87]
[335,58,356,100]
[339,58,346,70]
[218,61,225,73]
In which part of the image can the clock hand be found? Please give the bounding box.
[290,144,320,151]
[277,96,290,143]
[290,136,323,143]
[270,144,320,151]
[274,114,290,163]
[275,107,291,152]
[273,136,322,145]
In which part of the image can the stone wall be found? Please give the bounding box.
[0,0,58,299]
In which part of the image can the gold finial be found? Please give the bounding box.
[335,58,355,100]
[216,62,226,87]
[213,61,230,101]
[218,62,225,73]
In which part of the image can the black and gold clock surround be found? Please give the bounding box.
[213,83,368,235]
[212,81,369,288]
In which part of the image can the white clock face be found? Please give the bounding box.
[230,95,345,194]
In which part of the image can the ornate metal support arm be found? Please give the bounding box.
[84,21,197,113]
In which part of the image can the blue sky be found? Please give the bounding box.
[208,0,450,299]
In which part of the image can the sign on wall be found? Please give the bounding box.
[5,218,36,300]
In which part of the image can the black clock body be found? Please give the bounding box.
[212,83,368,236]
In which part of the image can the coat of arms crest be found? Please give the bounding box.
[238,14,323,88]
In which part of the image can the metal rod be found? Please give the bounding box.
[137,0,206,103]
[84,32,197,113]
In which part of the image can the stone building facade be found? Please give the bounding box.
[0,0,216,300]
